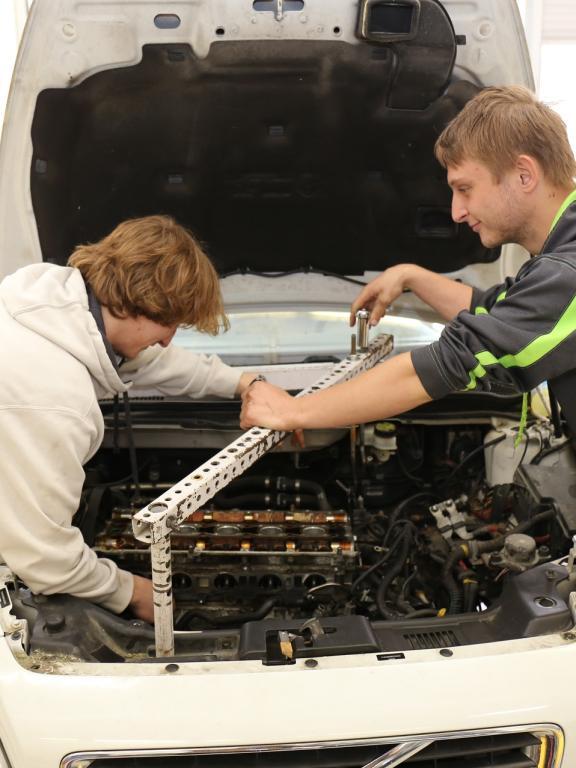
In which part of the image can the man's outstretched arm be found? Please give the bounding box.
[240,351,432,431]
[350,264,473,326]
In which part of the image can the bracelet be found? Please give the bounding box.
[250,374,267,385]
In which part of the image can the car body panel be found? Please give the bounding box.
[0,636,573,765]
[2,3,575,768]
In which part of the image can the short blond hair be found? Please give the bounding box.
[68,215,228,334]
[435,85,576,187]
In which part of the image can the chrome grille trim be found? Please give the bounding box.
[60,724,564,768]
[360,739,433,768]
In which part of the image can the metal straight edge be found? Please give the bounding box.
[150,536,173,657]
[131,333,393,657]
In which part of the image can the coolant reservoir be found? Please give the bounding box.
[372,422,398,463]
[484,426,543,486]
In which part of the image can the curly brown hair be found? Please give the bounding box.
[435,86,576,188]
[68,215,229,334]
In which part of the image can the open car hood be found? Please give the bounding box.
[0,0,533,288]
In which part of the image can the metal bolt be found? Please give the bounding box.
[563,632,576,641]
[11,633,21,642]
[539,546,550,557]
[304,658,318,668]
[356,309,370,351]
[439,648,453,657]
[165,663,179,673]
[545,568,558,581]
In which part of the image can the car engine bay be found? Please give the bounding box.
[8,389,576,666]
[3,0,563,667]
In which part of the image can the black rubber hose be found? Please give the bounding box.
[464,579,479,613]
[440,434,507,488]
[175,598,276,630]
[351,522,414,592]
[404,608,438,619]
[122,392,142,502]
[382,492,438,549]
[443,508,557,614]
[352,493,435,599]
[548,386,564,438]
[375,527,413,619]
[474,508,556,556]
[530,440,569,465]
[442,544,466,615]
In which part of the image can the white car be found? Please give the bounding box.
[0,1,574,766]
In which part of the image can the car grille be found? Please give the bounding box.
[62,728,563,768]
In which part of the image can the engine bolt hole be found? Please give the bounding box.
[535,596,557,608]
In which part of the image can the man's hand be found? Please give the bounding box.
[350,265,412,328]
[240,381,300,431]
[129,574,155,624]
[351,264,474,325]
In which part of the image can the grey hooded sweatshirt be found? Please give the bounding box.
[0,263,242,613]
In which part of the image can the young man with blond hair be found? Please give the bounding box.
[241,86,576,436]
[0,215,256,623]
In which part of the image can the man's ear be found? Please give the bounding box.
[515,154,540,192]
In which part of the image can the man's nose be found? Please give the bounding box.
[451,195,468,223]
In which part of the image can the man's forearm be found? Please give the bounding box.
[293,352,432,429]
[403,265,473,322]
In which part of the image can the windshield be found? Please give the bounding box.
[174,311,442,365]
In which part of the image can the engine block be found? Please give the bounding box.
[95,507,357,603]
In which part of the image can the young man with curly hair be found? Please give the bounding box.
[0,215,257,623]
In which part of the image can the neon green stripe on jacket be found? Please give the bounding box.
[474,289,507,316]
[466,291,576,389]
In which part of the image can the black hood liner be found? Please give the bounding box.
[31,15,498,274]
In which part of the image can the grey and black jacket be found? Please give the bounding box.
[411,195,576,434]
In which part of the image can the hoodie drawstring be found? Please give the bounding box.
[122,392,142,502]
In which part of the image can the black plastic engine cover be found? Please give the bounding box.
[239,615,379,662]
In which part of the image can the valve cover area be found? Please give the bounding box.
[95,505,357,626]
